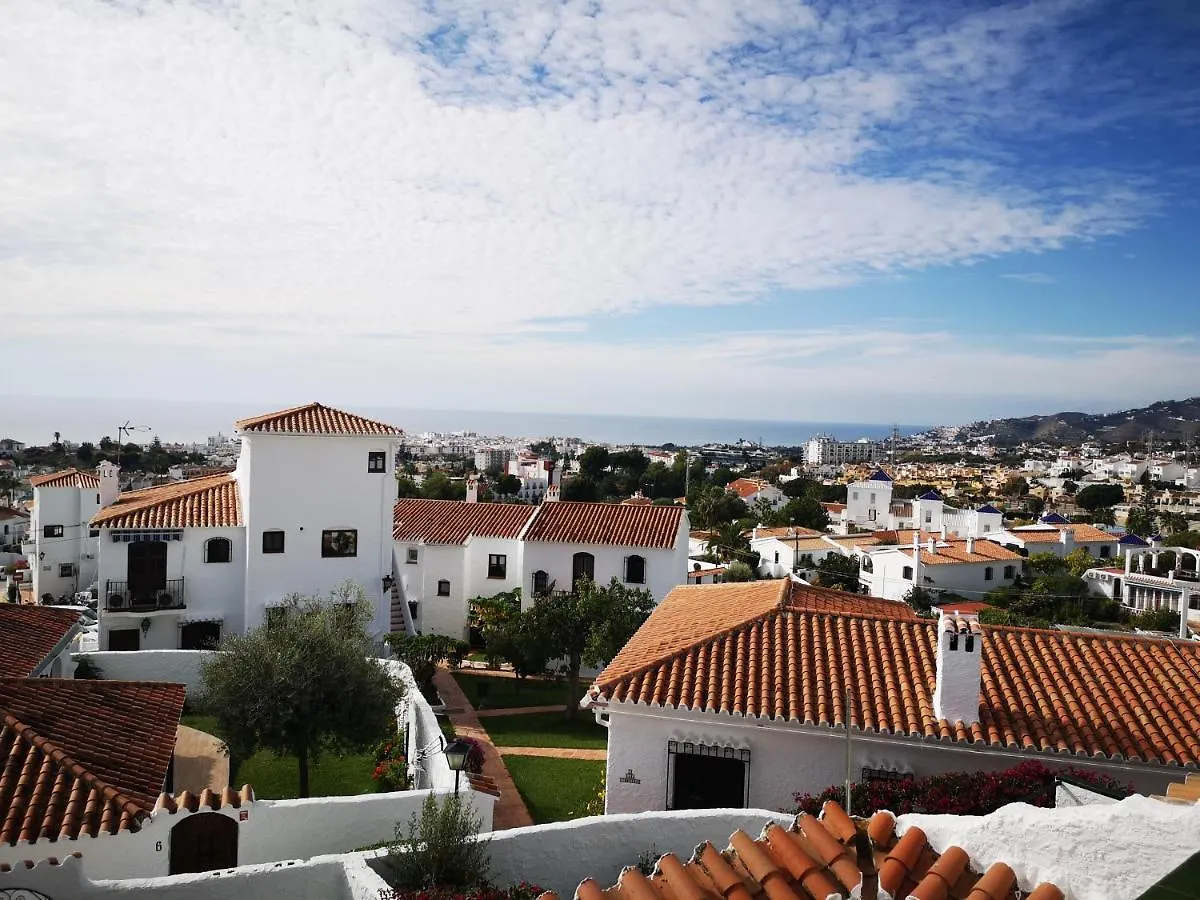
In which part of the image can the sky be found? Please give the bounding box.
[4,0,1199,427]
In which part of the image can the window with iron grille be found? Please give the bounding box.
[262,530,285,554]
[487,554,507,579]
[368,451,387,473]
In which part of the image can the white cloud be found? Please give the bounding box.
[0,0,1179,419]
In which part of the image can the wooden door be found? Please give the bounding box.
[127,541,168,604]
[170,812,239,874]
[571,552,594,591]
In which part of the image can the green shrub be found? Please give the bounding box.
[385,794,491,891]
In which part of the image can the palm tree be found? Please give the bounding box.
[708,520,750,564]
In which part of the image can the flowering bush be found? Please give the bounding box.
[373,733,409,792]
[380,882,546,900]
[793,760,1132,817]
[457,736,486,775]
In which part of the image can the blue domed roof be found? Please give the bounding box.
[1039,512,1070,525]
[917,490,942,501]
[867,469,893,482]
[976,503,1002,515]
[1119,533,1150,546]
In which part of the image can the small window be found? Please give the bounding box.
[367,451,387,473]
[407,546,419,564]
[984,567,994,581]
[924,512,932,524]
[89,529,100,538]
[852,492,858,501]
[870,494,876,505]
[58,563,73,578]
[262,530,285,554]
[96,493,101,504]
[44,525,63,538]
[321,529,358,558]
[625,554,646,584]
[902,565,913,580]
[774,551,780,564]
[532,570,549,594]
[1004,565,1015,579]
[204,537,232,563]
[487,554,507,579]
[1099,545,1111,558]
[437,579,451,596]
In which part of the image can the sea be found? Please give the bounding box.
[5,395,929,448]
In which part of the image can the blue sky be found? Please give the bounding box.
[3,0,1199,425]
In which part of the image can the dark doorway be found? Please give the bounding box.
[108,628,140,651]
[571,552,594,591]
[180,622,221,650]
[127,541,168,605]
[170,812,238,874]
[668,742,749,810]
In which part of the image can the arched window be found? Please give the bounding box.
[625,555,646,584]
[204,537,232,563]
[532,570,549,594]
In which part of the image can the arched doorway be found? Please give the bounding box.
[169,812,239,874]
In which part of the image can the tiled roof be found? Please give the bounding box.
[917,490,943,501]
[751,527,825,541]
[867,469,893,482]
[590,583,1200,767]
[821,502,847,513]
[1012,524,1115,544]
[523,501,685,549]
[234,402,402,436]
[91,474,241,529]
[1039,512,1071,524]
[392,498,535,544]
[1120,533,1150,546]
[153,785,254,815]
[28,469,100,489]
[727,478,773,499]
[0,679,185,845]
[687,566,726,579]
[538,802,1064,900]
[0,607,84,677]
[932,600,994,615]
[913,539,1022,566]
[0,507,28,521]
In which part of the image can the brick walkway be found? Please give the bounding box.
[433,667,534,830]
[474,705,564,718]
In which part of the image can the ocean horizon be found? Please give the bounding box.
[5,395,930,448]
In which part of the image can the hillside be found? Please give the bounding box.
[938,397,1200,446]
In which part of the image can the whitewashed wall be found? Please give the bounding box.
[520,532,688,607]
[77,649,213,695]
[239,432,398,638]
[30,483,100,600]
[601,704,1176,815]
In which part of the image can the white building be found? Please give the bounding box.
[804,435,886,466]
[588,581,1197,815]
[0,505,29,548]
[859,534,1022,603]
[392,497,689,641]
[507,455,558,503]
[988,518,1119,560]
[474,447,512,473]
[725,478,785,510]
[836,471,1003,538]
[1083,540,1200,637]
[91,403,403,652]
[25,467,102,602]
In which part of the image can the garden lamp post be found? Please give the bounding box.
[444,738,471,795]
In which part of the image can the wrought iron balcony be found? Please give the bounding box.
[105,578,185,612]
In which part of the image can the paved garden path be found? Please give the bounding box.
[473,705,564,718]
[497,747,607,760]
[433,667,534,830]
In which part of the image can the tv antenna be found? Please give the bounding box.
[116,421,152,466]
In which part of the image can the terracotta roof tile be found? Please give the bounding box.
[0,679,185,845]
[591,583,1200,767]
[913,540,1023,566]
[727,478,774,500]
[91,474,241,529]
[234,402,402,436]
[1012,524,1115,544]
[523,502,686,549]
[28,469,100,489]
[393,498,535,544]
[0,607,84,678]
[537,803,1063,900]
[0,508,29,521]
[751,527,825,540]
[153,785,254,815]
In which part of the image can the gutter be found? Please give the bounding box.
[30,619,85,677]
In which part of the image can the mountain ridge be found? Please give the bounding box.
[931,397,1200,446]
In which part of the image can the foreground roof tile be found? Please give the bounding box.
[536,803,1063,900]
[523,501,685,549]
[0,679,185,845]
[29,469,100,489]
[234,401,402,436]
[392,498,535,544]
[591,580,1200,767]
[0,607,84,678]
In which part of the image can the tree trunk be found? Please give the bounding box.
[298,745,310,798]
[564,655,581,721]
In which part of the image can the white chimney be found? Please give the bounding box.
[940,524,948,541]
[926,538,935,554]
[933,611,982,727]
[97,461,121,508]
[1059,528,1071,548]
[544,484,561,503]
[465,478,479,504]
[965,536,975,555]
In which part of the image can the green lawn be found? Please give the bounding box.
[180,715,376,800]
[482,712,608,750]
[453,672,582,709]
[504,757,605,823]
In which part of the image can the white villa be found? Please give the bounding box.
[832,470,1004,538]
[587,580,1200,816]
[1083,537,1200,637]
[987,515,1119,560]
[90,402,404,651]
[392,496,689,640]
[858,532,1023,603]
[22,467,102,602]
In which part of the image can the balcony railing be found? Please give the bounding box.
[105,578,186,612]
